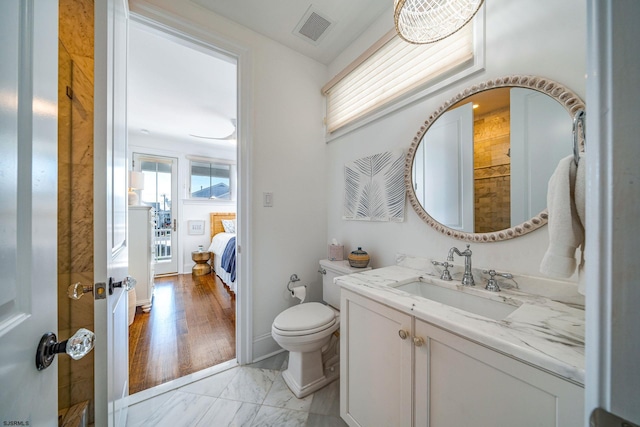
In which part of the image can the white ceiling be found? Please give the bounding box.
[128,1,391,145]
[191,0,390,65]
[128,22,238,146]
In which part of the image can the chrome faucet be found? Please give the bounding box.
[447,244,475,286]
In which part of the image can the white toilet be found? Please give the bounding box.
[271,259,369,398]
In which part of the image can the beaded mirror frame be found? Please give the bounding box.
[405,75,585,242]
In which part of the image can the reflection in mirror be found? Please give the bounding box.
[406,76,585,242]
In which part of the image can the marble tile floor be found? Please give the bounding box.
[126,352,347,427]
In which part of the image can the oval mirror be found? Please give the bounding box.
[405,76,585,242]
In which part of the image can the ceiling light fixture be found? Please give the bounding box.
[189,133,235,142]
[188,119,237,142]
[394,0,484,44]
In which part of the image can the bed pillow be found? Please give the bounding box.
[222,219,236,233]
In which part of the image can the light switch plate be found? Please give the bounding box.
[188,220,205,235]
[263,192,273,207]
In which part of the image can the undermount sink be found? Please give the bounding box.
[393,280,520,321]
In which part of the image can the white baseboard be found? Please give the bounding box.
[252,332,281,362]
[251,348,286,364]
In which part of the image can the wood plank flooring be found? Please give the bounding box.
[129,273,236,394]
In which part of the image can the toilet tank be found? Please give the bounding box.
[320,259,371,309]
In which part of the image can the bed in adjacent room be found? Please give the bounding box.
[208,212,237,294]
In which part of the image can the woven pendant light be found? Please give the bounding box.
[394,0,484,44]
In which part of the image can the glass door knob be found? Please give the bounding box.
[108,275,137,295]
[67,282,93,300]
[36,328,95,371]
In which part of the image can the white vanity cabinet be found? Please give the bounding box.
[128,205,155,312]
[340,289,584,427]
[413,318,583,427]
[340,289,413,427]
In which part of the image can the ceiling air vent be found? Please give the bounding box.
[293,7,333,45]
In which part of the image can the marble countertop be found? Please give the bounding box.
[335,258,585,385]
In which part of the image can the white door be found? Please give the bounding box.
[93,0,131,425]
[134,154,179,275]
[510,88,572,226]
[585,1,640,425]
[0,0,59,424]
[414,102,474,232]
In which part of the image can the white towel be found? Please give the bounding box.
[574,154,586,294]
[540,155,585,282]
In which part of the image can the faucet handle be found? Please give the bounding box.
[482,269,514,292]
[482,270,500,292]
[432,260,453,281]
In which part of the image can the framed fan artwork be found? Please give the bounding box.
[343,150,406,222]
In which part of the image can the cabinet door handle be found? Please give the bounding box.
[398,330,409,340]
[413,336,425,347]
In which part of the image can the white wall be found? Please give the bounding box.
[129,132,237,274]
[130,0,329,360]
[130,0,586,362]
[326,0,586,282]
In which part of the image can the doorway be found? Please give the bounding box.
[126,17,240,395]
[134,154,179,276]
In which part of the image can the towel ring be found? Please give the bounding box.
[572,109,586,165]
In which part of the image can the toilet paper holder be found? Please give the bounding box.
[287,274,307,302]
[287,274,302,292]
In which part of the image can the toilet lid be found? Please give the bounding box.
[273,302,335,332]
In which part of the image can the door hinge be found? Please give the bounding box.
[590,407,639,427]
[66,86,73,99]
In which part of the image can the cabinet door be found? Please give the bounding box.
[341,290,413,427]
[129,206,153,311]
[414,319,584,427]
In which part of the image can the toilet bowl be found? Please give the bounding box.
[271,259,370,398]
[272,302,340,398]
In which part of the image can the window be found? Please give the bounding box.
[190,161,232,200]
[140,158,174,219]
[322,15,482,136]
[137,155,178,263]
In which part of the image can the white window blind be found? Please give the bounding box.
[323,23,474,134]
